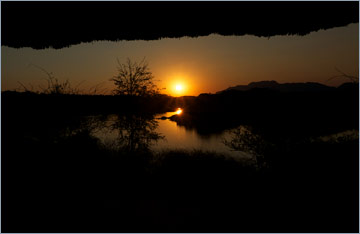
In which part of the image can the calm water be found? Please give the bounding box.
[89,109,251,159]
[85,108,358,161]
[152,111,248,157]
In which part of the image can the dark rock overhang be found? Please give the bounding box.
[2,1,358,49]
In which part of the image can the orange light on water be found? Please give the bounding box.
[176,108,183,115]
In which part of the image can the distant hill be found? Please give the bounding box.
[217,80,338,93]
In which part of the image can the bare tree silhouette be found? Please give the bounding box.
[328,67,359,83]
[24,64,83,95]
[16,64,109,95]
[110,58,160,97]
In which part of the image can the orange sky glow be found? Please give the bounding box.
[2,23,358,96]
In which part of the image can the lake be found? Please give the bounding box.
[84,107,358,164]
[88,109,251,159]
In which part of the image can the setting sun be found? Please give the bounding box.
[171,82,187,96]
[175,84,183,91]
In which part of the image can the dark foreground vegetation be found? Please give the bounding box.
[2,83,359,232]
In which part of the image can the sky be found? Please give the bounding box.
[1,23,358,96]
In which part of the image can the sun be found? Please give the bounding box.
[169,79,190,96]
[172,83,186,96]
[175,84,183,91]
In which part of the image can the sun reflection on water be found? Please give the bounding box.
[176,108,183,115]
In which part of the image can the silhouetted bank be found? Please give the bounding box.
[2,81,358,232]
[3,81,358,142]
[172,81,358,136]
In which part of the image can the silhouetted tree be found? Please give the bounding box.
[328,67,359,83]
[111,58,159,96]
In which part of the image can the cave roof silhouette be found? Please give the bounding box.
[2,1,358,49]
